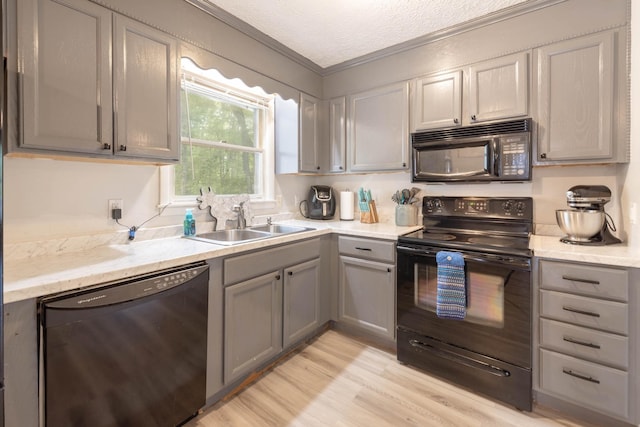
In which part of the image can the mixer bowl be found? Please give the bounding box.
[556,209,604,242]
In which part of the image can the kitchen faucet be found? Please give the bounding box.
[233,202,246,229]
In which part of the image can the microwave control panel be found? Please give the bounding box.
[500,135,530,178]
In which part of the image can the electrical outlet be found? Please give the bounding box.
[108,199,123,220]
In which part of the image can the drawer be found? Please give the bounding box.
[540,290,628,335]
[540,260,628,302]
[224,238,320,285]
[540,349,628,419]
[540,318,628,369]
[338,236,395,263]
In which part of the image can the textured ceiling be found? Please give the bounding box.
[200,0,529,68]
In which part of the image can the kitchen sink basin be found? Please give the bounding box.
[188,229,273,245]
[187,224,314,246]
[249,224,313,234]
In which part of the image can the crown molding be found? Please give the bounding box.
[186,0,567,77]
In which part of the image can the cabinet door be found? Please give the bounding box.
[224,271,282,383]
[299,93,320,172]
[338,255,395,339]
[113,16,179,161]
[283,258,321,348]
[535,31,614,162]
[328,97,346,173]
[413,71,462,130]
[18,0,113,155]
[468,52,528,123]
[348,83,409,171]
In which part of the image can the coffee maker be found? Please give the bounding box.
[299,185,336,220]
[560,185,621,245]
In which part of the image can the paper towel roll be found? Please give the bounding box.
[340,191,355,220]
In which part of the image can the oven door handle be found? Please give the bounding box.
[397,245,530,270]
[409,339,511,377]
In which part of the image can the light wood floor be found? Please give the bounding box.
[187,330,593,427]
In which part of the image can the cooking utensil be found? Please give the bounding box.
[402,189,411,205]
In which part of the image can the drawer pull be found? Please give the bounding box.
[355,247,372,251]
[562,275,600,285]
[562,368,600,384]
[562,306,600,318]
[563,336,601,349]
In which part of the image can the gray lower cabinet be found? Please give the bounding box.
[283,258,321,348]
[4,299,39,427]
[537,259,633,423]
[224,270,283,384]
[338,236,396,340]
[222,238,322,384]
[14,0,179,163]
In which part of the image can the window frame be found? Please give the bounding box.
[160,63,276,209]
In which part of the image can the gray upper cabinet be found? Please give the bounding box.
[328,96,346,173]
[275,93,324,174]
[413,70,462,130]
[348,82,409,171]
[467,52,528,123]
[412,52,528,131]
[299,93,321,172]
[18,0,113,155]
[113,16,179,161]
[535,31,619,164]
[16,0,179,163]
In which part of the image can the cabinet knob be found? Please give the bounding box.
[540,153,547,159]
[387,268,392,273]
[316,166,320,170]
[339,166,343,170]
[402,162,406,168]
[102,143,111,150]
[275,274,281,280]
[453,118,459,124]
[288,271,293,276]
[471,115,477,121]
[119,145,127,152]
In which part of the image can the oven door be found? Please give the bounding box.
[412,136,497,182]
[396,244,531,369]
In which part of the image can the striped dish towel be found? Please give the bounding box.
[436,251,467,320]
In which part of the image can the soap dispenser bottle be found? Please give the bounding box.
[184,209,196,236]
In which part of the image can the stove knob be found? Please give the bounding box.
[433,199,442,209]
[502,200,513,212]
[425,199,433,210]
[516,201,527,213]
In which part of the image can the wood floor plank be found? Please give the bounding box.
[187,330,594,427]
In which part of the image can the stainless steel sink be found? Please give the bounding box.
[249,224,313,234]
[187,229,273,246]
[187,224,314,246]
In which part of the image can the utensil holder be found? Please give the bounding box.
[395,205,418,226]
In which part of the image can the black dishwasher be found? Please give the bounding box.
[40,262,209,427]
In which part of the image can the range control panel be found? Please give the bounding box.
[423,197,533,220]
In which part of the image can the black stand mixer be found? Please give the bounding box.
[557,185,621,245]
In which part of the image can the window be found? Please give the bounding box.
[170,59,274,202]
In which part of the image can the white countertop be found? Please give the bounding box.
[6,220,639,305]
[530,234,640,268]
[4,220,421,304]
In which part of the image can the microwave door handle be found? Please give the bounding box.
[489,140,499,176]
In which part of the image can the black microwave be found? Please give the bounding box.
[411,119,532,183]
